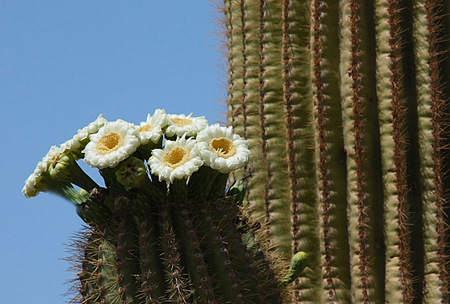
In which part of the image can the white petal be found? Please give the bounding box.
[83,120,140,169]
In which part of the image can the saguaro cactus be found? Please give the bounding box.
[23,110,308,303]
[223,0,450,302]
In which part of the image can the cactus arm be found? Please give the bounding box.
[375,0,412,302]
[281,0,322,302]
[413,0,448,301]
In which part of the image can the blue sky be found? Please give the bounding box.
[0,1,226,302]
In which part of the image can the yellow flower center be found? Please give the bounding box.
[96,132,124,155]
[162,146,190,168]
[209,137,236,159]
[171,118,193,127]
[138,124,153,132]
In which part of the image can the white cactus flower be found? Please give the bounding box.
[149,136,203,182]
[137,109,169,144]
[59,114,108,157]
[22,145,62,198]
[165,113,208,138]
[82,120,140,169]
[196,124,250,173]
[75,114,108,143]
[22,171,44,198]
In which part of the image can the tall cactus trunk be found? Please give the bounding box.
[223,0,450,302]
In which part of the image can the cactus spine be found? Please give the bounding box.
[223,0,450,302]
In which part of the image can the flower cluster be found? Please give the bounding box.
[22,109,250,199]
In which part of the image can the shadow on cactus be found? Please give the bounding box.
[22,109,306,303]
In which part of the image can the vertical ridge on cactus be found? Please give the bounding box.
[375,0,413,302]
[413,1,449,301]
[222,0,450,302]
[259,0,294,258]
[282,0,321,302]
[312,0,352,302]
[339,0,373,302]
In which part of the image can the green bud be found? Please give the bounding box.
[49,152,74,180]
[115,157,148,188]
[48,152,98,192]
[226,179,247,205]
[281,251,307,285]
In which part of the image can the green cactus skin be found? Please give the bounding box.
[223,0,450,302]
[69,169,287,304]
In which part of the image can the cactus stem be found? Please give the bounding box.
[207,172,229,201]
[187,166,220,202]
[226,0,246,181]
